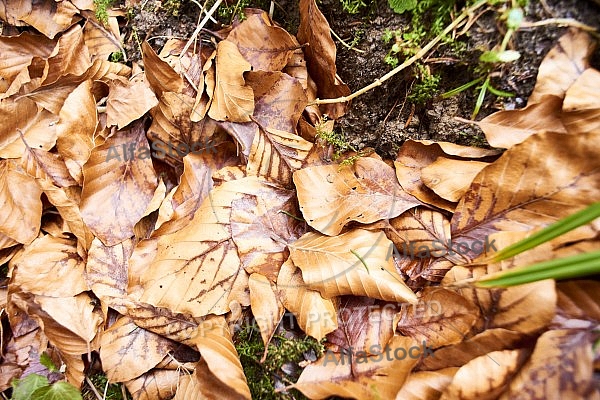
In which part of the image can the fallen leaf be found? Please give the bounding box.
[208,40,254,122]
[289,229,418,304]
[451,131,600,260]
[440,349,528,400]
[295,157,420,236]
[297,0,350,118]
[293,335,418,400]
[226,12,299,71]
[80,120,158,246]
[561,67,600,135]
[124,369,180,400]
[248,273,284,352]
[528,28,596,103]
[396,288,480,349]
[395,367,458,400]
[421,158,489,202]
[500,329,598,399]
[100,316,180,382]
[0,159,42,244]
[276,258,338,340]
[106,74,159,129]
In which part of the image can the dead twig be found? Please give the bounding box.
[310,0,489,106]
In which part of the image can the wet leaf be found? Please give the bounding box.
[248,273,284,351]
[295,157,420,236]
[421,159,490,202]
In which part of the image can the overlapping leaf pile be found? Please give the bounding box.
[0,0,599,396]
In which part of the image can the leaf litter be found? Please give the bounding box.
[0,1,599,399]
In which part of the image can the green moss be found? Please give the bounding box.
[93,0,114,25]
[234,323,324,399]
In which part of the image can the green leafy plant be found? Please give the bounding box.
[11,374,82,400]
[441,5,525,118]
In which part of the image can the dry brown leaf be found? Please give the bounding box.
[500,329,598,399]
[396,288,479,349]
[85,237,133,312]
[181,316,251,399]
[395,368,459,400]
[140,178,276,317]
[153,145,239,236]
[385,207,454,265]
[293,335,418,400]
[556,280,600,325]
[244,71,311,186]
[56,79,97,183]
[0,159,42,244]
[0,0,80,39]
[440,349,528,400]
[43,24,92,86]
[418,327,524,371]
[21,146,93,254]
[124,369,180,400]
[395,141,457,212]
[327,296,396,356]
[0,97,58,159]
[83,20,121,60]
[106,74,159,129]
[9,235,87,297]
[295,157,420,236]
[248,273,284,351]
[444,266,557,336]
[80,120,158,246]
[289,229,418,304]
[230,181,304,280]
[100,316,180,382]
[142,41,183,95]
[528,28,596,103]
[226,12,299,71]
[477,95,566,149]
[562,67,600,135]
[208,40,254,122]
[451,131,600,260]
[421,158,489,202]
[297,0,350,119]
[276,258,338,340]
[0,32,55,97]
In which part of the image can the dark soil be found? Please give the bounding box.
[125,0,600,158]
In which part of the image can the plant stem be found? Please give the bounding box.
[311,0,489,106]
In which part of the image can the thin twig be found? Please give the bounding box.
[330,28,365,53]
[311,0,489,106]
[521,18,599,36]
[181,0,224,57]
[84,376,104,400]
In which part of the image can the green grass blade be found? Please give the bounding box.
[441,77,483,98]
[475,250,600,288]
[486,202,600,263]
